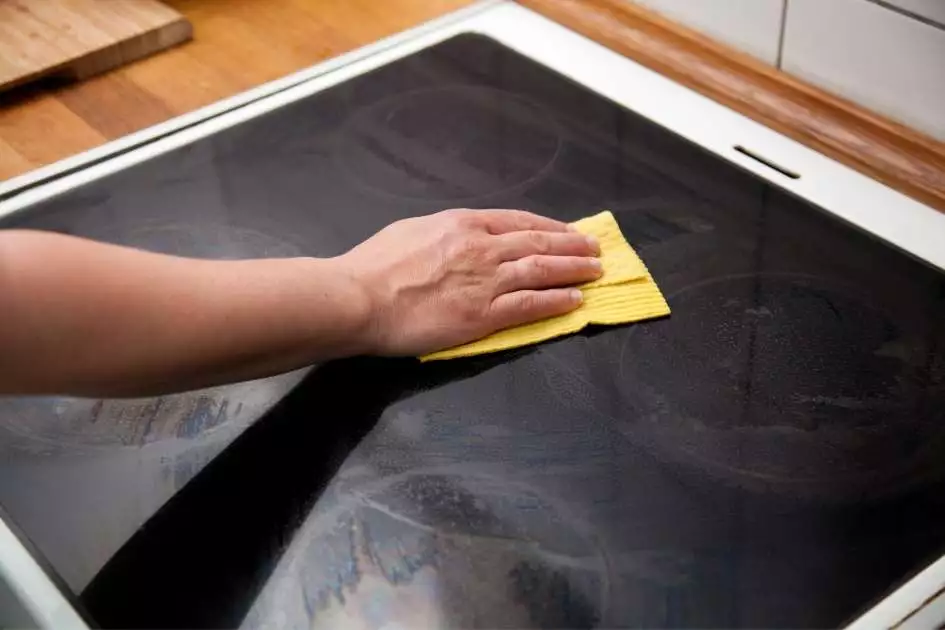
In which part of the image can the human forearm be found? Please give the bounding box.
[0,209,600,398]
[0,230,370,397]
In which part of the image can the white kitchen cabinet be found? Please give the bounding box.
[626,0,786,64]
[782,0,945,141]
[878,0,945,28]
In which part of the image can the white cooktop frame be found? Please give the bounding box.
[0,2,942,627]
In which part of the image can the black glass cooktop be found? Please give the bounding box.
[2,34,945,629]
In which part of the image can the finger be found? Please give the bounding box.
[496,255,602,293]
[473,209,570,235]
[489,288,583,330]
[493,230,600,261]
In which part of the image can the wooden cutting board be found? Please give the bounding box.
[0,0,192,93]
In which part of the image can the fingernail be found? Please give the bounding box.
[567,224,579,232]
[589,258,602,271]
[569,289,584,303]
[585,235,600,253]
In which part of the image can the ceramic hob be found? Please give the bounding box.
[1,14,944,630]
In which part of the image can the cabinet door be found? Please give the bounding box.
[782,0,945,141]
[627,0,786,64]
[879,0,945,28]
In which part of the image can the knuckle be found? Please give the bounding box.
[460,299,489,324]
[447,238,473,261]
[449,234,488,262]
[441,208,474,227]
[516,291,544,312]
[525,256,553,281]
[505,209,528,226]
[527,231,550,253]
[459,210,484,229]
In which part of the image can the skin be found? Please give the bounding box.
[0,208,601,398]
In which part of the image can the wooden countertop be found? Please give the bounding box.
[3,0,942,212]
[0,0,472,181]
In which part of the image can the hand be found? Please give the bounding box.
[336,208,601,356]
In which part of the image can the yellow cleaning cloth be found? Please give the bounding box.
[571,211,648,288]
[420,211,670,361]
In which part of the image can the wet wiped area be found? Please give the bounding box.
[249,471,606,629]
[0,374,305,591]
[2,391,241,448]
[2,34,945,629]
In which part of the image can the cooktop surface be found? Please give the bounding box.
[2,34,944,629]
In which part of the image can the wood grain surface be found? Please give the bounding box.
[3,0,944,215]
[0,0,192,93]
[0,0,473,181]
[521,0,945,212]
